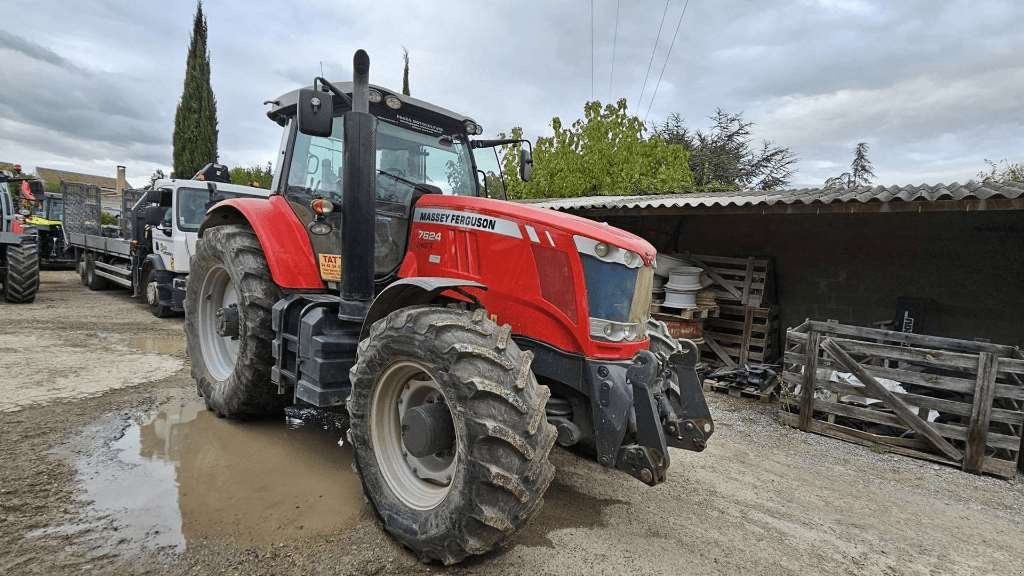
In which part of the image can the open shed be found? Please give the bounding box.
[532,181,1024,347]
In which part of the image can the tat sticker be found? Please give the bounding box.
[318,253,343,282]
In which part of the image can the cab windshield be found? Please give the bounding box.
[286,116,477,200]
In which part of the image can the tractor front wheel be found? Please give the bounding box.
[184,224,284,417]
[348,306,556,565]
[3,242,39,303]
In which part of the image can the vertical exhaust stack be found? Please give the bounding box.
[338,49,377,322]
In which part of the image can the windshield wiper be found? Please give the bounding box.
[377,170,422,189]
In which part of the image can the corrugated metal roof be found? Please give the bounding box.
[528,181,1024,212]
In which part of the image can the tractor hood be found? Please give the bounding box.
[414,194,656,265]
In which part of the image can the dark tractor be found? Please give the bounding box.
[185,50,713,564]
[0,171,40,303]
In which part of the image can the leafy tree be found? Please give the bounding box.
[173,1,219,180]
[825,142,876,190]
[652,110,796,191]
[978,158,1023,184]
[149,169,166,187]
[229,162,273,188]
[498,99,693,199]
[402,47,410,96]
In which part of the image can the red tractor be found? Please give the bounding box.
[185,50,712,564]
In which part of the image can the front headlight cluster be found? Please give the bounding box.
[575,235,652,344]
[590,318,643,343]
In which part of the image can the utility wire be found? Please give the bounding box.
[637,0,671,110]
[608,0,620,98]
[645,0,690,123]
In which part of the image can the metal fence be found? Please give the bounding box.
[120,188,146,238]
[62,182,102,236]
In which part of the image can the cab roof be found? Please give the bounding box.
[266,81,477,129]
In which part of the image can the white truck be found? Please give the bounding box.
[65,168,271,316]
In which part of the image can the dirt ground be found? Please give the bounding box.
[2,271,1022,576]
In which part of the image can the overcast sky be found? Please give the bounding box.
[1,0,1021,188]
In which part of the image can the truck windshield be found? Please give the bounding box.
[177,188,211,232]
[286,116,476,200]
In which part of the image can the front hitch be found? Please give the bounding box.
[611,342,715,486]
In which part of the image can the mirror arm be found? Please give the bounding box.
[314,77,353,108]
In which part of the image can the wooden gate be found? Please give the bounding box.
[781,320,1024,478]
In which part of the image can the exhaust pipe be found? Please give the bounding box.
[338,49,377,321]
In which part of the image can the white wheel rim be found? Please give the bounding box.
[198,265,239,381]
[371,361,458,511]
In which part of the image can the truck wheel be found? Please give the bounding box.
[78,253,88,286]
[185,224,284,417]
[3,242,39,303]
[84,254,108,291]
[348,306,556,565]
[144,267,173,318]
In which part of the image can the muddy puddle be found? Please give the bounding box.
[59,398,364,554]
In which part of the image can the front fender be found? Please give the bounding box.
[361,277,486,339]
[201,196,324,290]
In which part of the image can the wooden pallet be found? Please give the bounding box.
[650,304,719,320]
[704,377,778,403]
[780,320,1024,479]
[686,253,774,308]
[701,305,780,368]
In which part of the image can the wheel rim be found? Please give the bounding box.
[371,361,458,511]
[198,265,240,381]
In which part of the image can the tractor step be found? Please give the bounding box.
[272,294,358,407]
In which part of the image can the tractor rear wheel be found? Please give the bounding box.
[348,306,556,565]
[185,224,285,417]
[3,242,39,303]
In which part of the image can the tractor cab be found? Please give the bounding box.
[265,82,524,279]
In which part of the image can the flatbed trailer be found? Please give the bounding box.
[64,175,270,316]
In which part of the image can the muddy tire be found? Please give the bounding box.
[185,225,284,417]
[348,306,556,565]
[144,266,173,318]
[84,253,108,291]
[3,241,39,303]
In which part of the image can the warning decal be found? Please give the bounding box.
[318,253,342,282]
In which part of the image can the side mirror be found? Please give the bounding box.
[143,205,164,226]
[297,89,334,137]
[519,148,533,182]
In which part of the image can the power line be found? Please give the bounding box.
[645,0,690,123]
[608,0,620,98]
[637,0,671,110]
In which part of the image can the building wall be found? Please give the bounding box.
[601,210,1024,347]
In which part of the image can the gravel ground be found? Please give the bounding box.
[2,271,1023,576]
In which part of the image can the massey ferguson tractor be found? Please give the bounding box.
[185,50,713,564]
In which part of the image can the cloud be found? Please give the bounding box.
[0,0,1021,188]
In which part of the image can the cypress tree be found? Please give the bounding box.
[402,47,410,96]
[173,1,219,179]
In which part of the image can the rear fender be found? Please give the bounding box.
[360,277,486,339]
[200,196,324,290]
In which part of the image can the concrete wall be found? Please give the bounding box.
[600,210,1024,347]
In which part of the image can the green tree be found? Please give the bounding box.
[402,47,410,96]
[825,142,875,190]
[229,162,273,188]
[173,1,219,179]
[978,158,1023,184]
[499,99,692,199]
[652,110,796,191]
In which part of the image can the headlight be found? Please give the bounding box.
[368,89,383,104]
[464,120,483,135]
[594,242,610,258]
[384,95,402,109]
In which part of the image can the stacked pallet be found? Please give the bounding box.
[685,254,778,368]
[781,320,1024,479]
